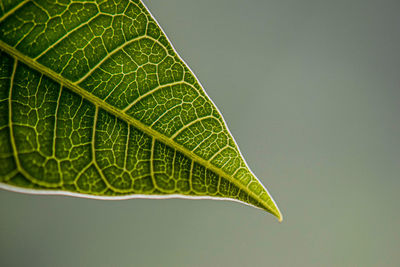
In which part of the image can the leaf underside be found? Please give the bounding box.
[0,0,281,220]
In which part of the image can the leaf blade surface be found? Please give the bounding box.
[0,0,281,220]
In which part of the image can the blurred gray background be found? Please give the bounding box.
[1,0,399,266]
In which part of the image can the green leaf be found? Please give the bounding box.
[0,0,281,220]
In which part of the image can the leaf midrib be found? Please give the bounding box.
[0,40,276,216]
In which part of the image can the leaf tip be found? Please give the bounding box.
[271,203,283,222]
[261,193,283,222]
[277,213,283,223]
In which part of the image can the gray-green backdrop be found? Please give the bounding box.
[1,0,399,266]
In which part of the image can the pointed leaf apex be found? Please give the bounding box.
[264,196,283,222]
